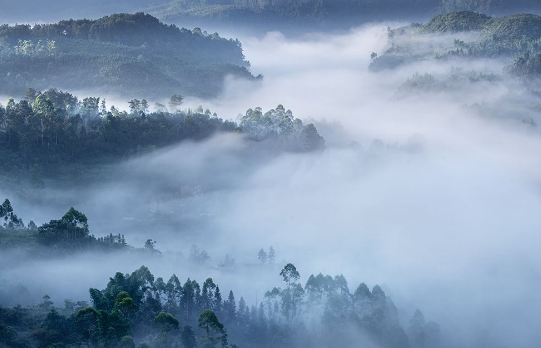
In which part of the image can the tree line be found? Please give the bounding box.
[0,13,255,99]
[0,88,325,185]
[0,264,441,348]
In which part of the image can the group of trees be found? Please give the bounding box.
[510,52,541,76]
[0,13,255,99]
[0,90,326,184]
[372,11,541,78]
[0,199,24,229]
[257,246,275,264]
[0,88,236,178]
[240,105,325,152]
[0,198,131,251]
[0,264,441,348]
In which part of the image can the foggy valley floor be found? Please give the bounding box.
[2,6,541,348]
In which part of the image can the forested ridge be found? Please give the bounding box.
[0,262,440,348]
[0,13,256,99]
[148,0,541,30]
[3,0,541,32]
[370,11,541,79]
[0,88,325,186]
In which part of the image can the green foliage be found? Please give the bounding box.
[0,265,441,348]
[0,90,239,178]
[510,52,541,76]
[422,11,492,33]
[280,263,300,286]
[239,105,325,152]
[38,207,90,246]
[302,123,325,152]
[155,312,180,332]
[181,325,198,348]
[0,13,254,99]
[374,11,541,74]
[198,309,227,347]
[0,199,24,229]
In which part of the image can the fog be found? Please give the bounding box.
[2,23,541,348]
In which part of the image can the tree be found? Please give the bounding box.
[225,291,236,323]
[0,199,24,229]
[258,248,268,264]
[128,99,141,115]
[181,325,197,348]
[141,99,149,114]
[279,263,303,321]
[24,88,38,102]
[144,239,160,254]
[169,95,184,112]
[268,246,275,263]
[408,309,441,348]
[302,124,325,152]
[42,294,54,309]
[198,309,228,348]
[214,286,223,314]
[115,292,137,317]
[155,102,168,113]
[27,220,38,231]
[202,278,217,310]
[280,263,300,286]
[100,99,107,115]
[154,312,179,332]
[119,336,135,348]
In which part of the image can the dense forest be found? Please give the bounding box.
[370,11,541,78]
[1,199,439,348]
[0,262,440,348]
[0,13,257,99]
[0,88,325,184]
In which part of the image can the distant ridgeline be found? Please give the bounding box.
[370,11,541,78]
[0,89,325,183]
[0,13,257,99]
[0,262,441,348]
[148,0,541,31]
[3,0,541,29]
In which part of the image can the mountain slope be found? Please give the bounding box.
[0,12,257,99]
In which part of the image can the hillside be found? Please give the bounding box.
[0,13,257,99]
[147,0,541,32]
[422,11,492,32]
[371,11,541,74]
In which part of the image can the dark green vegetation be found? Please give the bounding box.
[394,70,503,98]
[510,52,541,76]
[0,88,325,185]
[0,198,137,255]
[0,264,440,348]
[422,11,492,32]
[371,11,541,76]
[0,13,256,99]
